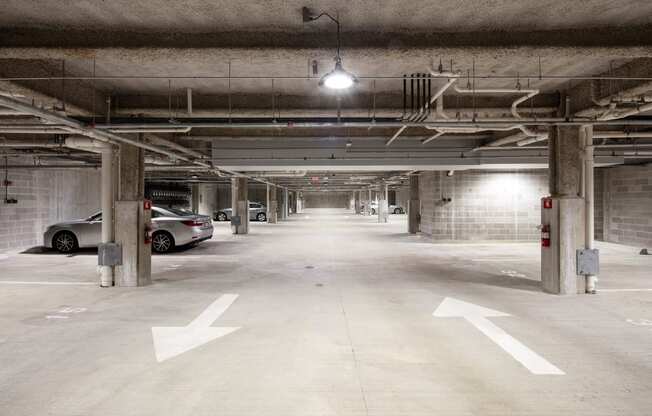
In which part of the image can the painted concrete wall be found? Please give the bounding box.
[395,186,410,209]
[599,164,652,248]
[304,192,350,208]
[0,161,101,252]
[418,170,547,241]
[197,184,218,217]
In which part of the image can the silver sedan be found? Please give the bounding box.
[43,206,213,254]
[214,201,268,222]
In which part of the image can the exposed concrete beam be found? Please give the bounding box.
[5,27,652,48]
[569,58,652,116]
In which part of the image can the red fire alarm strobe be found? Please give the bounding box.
[542,197,553,209]
[143,199,152,210]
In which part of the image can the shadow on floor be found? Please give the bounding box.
[411,261,542,293]
[20,246,97,256]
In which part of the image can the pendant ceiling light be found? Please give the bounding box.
[303,7,358,90]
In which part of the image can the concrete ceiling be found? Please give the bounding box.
[1,1,652,186]
[2,0,651,33]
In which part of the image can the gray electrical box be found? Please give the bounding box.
[231,215,241,226]
[576,248,599,275]
[98,243,123,266]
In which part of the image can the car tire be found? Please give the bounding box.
[256,212,267,222]
[152,231,175,253]
[216,212,227,221]
[371,208,376,215]
[53,231,78,253]
[394,208,402,214]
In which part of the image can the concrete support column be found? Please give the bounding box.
[282,188,289,220]
[582,125,598,293]
[99,146,115,287]
[354,190,361,214]
[231,177,249,234]
[408,175,420,234]
[266,184,278,223]
[114,140,151,287]
[541,126,586,295]
[363,189,372,215]
[377,183,389,223]
[296,192,304,213]
[292,191,298,214]
[191,183,200,214]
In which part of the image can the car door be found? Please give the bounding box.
[77,212,102,247]
[248,202,259,220]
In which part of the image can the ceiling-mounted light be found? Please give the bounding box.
[319,57,357,90]
[303,7,357,91]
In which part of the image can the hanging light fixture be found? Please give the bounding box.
[303,7,358,90]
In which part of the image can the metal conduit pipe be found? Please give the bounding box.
[0,94,202,164]
[582,126,597,293]
[453,86,540,119]
[255,171,308,177]
[516,130,652,146]
[0,141,62,147]
[24,118,652,128]
[0,129,71,134]
[385,125,408,146]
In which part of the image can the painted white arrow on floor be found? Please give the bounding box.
[433,297,564,375]
[152,293,240,362]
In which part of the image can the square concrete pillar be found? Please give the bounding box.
[281,188,289,220]
[114,140,151,287]
[408,175,420,233]
[354,190,361,214]
[266,184,278,223]
[115,201,152,287]
[231,177,249,234]
[541,126,587,294]
[191,183,200,213]
[541,197,585,294]
[296,192,304,213]
[377,183,389,223]
[363,189,372,215]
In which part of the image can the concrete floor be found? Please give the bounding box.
[1,209,651,415]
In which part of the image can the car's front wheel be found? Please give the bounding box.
[256,212,267,222]
[215,212,227,221]
[152,231,175,253]
[371,208,376,215]
[53,231,78,253]
[394,208,402,214]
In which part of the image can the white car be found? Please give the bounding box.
[361,202,405,215]
[214,201,268,222]
[43,206,213,254]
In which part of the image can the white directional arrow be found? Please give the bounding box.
[152,293,240,362]
[433,297,564,375]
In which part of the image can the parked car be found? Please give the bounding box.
[361,202,405,215]
[43,206,213,254]
[214,202,267,222]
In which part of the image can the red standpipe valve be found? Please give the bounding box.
[541,224,551,247]
[144,224,153,244]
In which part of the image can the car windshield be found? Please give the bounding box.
[155,207,194,217]
[86,212,102,221]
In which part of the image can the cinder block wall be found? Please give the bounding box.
[304,192,350,208]
[418,170,547,241]
[599,164,652,247]
[0,161,101,252]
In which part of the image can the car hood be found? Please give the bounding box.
[48,219,89,228]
